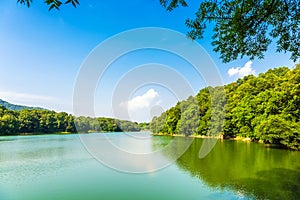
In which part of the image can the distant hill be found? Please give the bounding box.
[0,99,45,111]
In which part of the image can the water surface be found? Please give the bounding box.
[0,133,299,200]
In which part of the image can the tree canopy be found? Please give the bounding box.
[0,106,144,135]
[150,64,300,150]
[161,0,300,62]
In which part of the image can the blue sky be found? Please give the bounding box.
[0,0,296,122]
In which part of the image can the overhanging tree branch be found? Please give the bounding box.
[160,0,300,63]
[15,0,300,63]
[17,0,79,10]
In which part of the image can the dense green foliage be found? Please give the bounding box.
[138,122,150,130]
[74,116,141,133]
[150,65,300,150]
[0,99,45,111]
[161,0,300,62]
[0,107,76,135]
[0,106,142,135]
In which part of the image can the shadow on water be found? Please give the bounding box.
[0,139,14,142]
[155,137,300,199]
[264,143,288,150]
[236,168,300,199]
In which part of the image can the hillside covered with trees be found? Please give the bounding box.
[0,106,143,135]
[150,65,300,150]
[0,99,45,111]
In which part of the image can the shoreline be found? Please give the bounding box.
[0,132,76,137]
[0,130,150,137]
[151,133,293,150]
[151,133,252,142]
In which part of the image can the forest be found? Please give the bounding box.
[0,107,144,135]
[150,65,300,150]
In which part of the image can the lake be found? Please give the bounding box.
[0,132,299,200]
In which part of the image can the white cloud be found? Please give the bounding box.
[228,61,256,78]
[120,89,159,111]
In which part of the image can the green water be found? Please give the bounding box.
[0,133,299,200]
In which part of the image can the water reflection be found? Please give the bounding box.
[156,137,300,199]
[79,132,194,173]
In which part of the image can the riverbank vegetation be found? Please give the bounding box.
[150,65,300,150]
[0,107,145,135]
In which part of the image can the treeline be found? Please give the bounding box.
[74,116,142,132]
[150,65,300,150]
[0,108,76,135]
[0,107,147,135]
